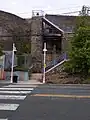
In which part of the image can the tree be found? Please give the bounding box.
[65,16,90,77]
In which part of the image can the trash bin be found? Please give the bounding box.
[13,75,18,83]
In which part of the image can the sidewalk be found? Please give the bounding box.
[17,80,43,85]
[0,80,43,85]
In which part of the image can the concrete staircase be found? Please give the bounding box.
[30,18,68,83]
[30,53,68,83]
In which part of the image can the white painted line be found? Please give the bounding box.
[0,88,34,91]
[0,91,31,94]
[0,118,8,120]
[4,85,37,88]
[0,95,26,100]
[0,104,19,111]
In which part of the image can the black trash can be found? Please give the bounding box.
[13,76,18,83]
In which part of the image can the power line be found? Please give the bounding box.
[62,11,80,14]
[44,6,82,11]
[16,6,82,15]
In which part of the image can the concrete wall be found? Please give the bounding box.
[31,17,43,73]
[5,71,29,81]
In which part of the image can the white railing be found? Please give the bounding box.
[43,17,64,33]
[45,59,67,73]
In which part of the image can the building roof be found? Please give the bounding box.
[0,10,30,34]
[45,14,77,33]
[0,10,31,51]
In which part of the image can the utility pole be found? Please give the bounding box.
[79,5,90,16]
[10,43,17,83]
[43,42,47,84]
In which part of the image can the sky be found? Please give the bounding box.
[0,0,90,18]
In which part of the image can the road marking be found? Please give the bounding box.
[32,94,90,99]
[4,85,37,88]
[0,104,19,110]
[0,88,34,91]
[0,91,31,94]
[0,95,26,100]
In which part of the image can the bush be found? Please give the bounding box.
[64,16,90,78]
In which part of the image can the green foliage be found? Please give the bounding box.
[17,55,25,67]
[14,66,29,72]
[0,44,4,56]
[64,16,90,76]
[75,16,90,30]
[19,41,31,54]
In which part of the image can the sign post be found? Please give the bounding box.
[43,42,47,83]
[10,43,17,83]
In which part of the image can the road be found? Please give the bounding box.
[0,84,90,120]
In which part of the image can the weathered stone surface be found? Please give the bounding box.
[0,11,81,76]
[0,10,30,51]
[46,72,82,84]
[31,17,43,72]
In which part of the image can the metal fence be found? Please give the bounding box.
[4,51,32,70]
[16,54,32,69]
[4,51,17,70]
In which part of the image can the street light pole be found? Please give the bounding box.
[10,43,16,83]
[43,42,47,84]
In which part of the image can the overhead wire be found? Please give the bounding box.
[16,5,82,15]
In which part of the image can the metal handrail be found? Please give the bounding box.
[45,59,66,73]
[46,53,67,71]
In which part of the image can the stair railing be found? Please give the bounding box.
[45,53,68,73]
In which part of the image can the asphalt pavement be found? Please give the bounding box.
[0,83,90,120]
[0,82,38,120]
[10,95,90,120]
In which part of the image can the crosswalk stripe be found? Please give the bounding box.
[0,95,26,100]
[0,88,34,91]
[0,85,35,115]
[0,91,31,94]
[0,104,19,110]
[4,85,37,88]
